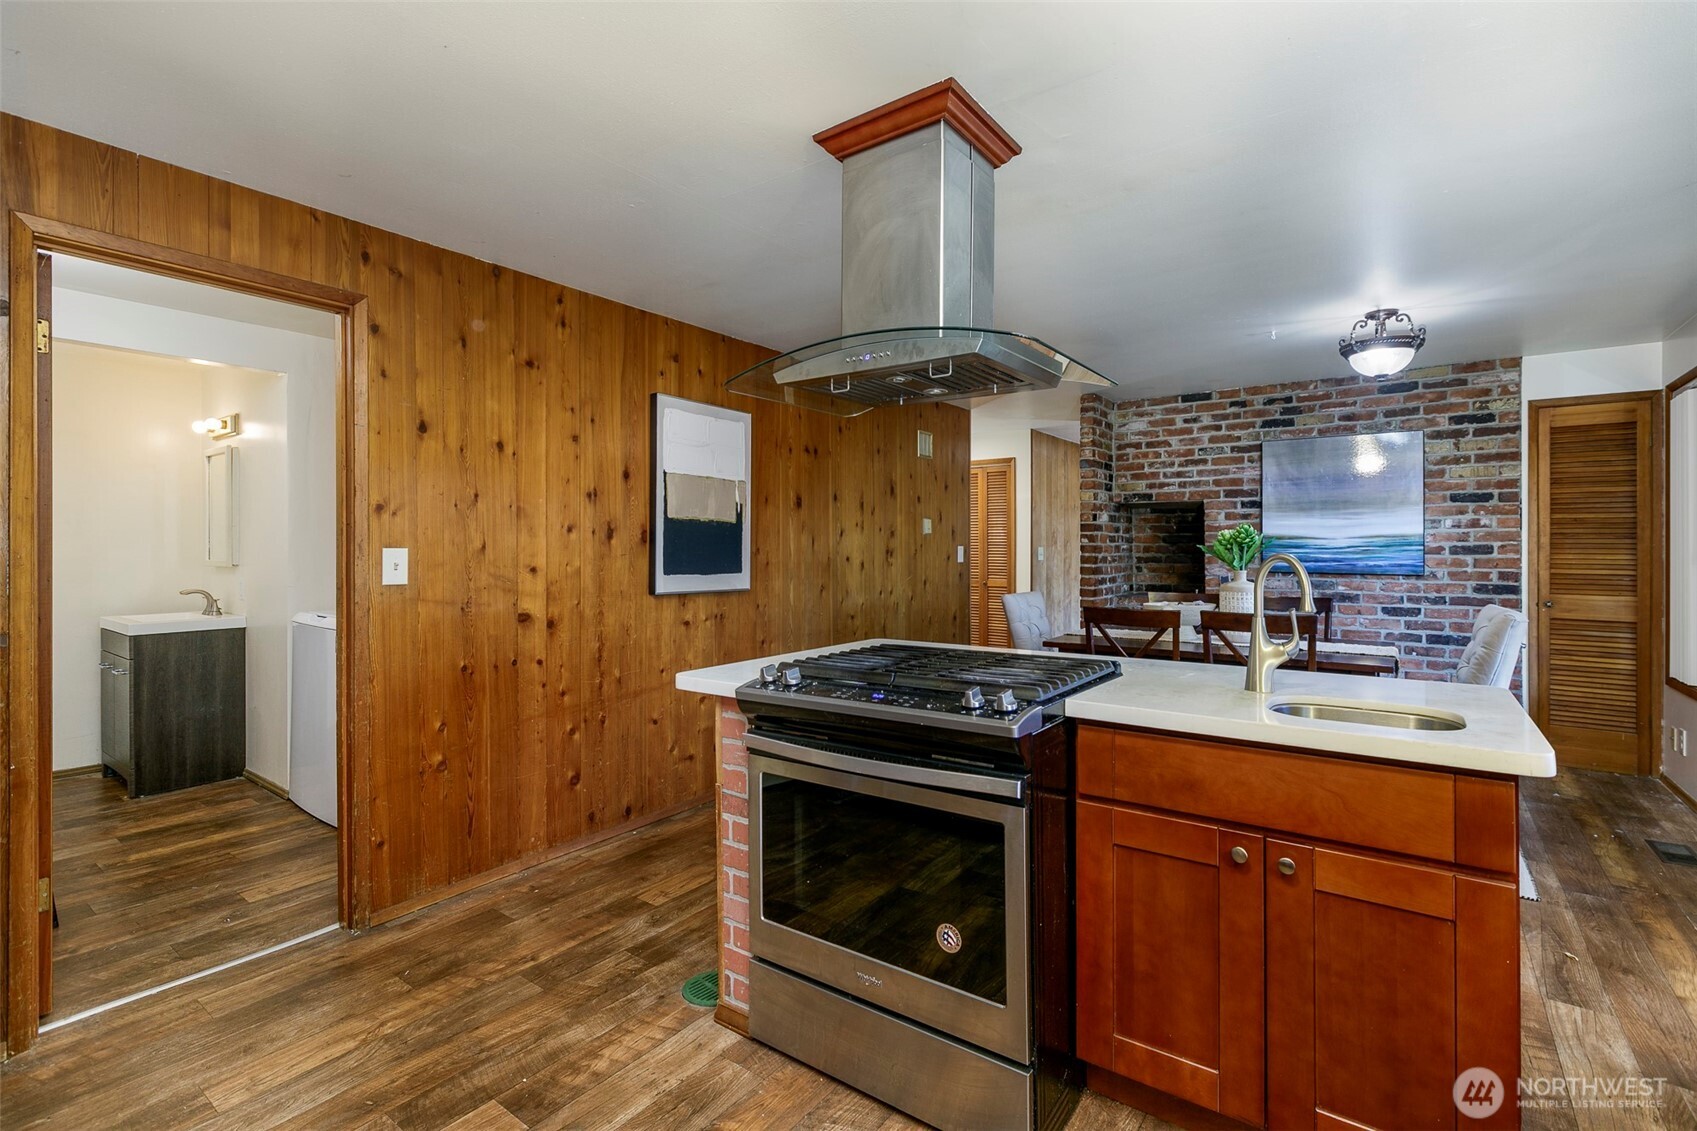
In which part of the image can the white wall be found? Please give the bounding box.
[50,344,282,772]
[52,284,337,789]
[1662,314,1697,799]
[970,420,1033,593]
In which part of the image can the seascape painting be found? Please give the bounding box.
[651,394,752,594]
[1261,431,1425,575]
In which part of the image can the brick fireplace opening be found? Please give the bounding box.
[1125,501,1205,596]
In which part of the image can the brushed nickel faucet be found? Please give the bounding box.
[180,588,224,617]
[1245,553,1315,694]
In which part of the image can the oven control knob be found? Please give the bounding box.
[991,689,1019,713]
[760,664,779,684]
[961,686,985,710]
[782,666,803,687]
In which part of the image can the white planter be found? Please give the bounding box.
[1218,570,1255,613]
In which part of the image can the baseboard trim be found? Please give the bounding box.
[714,1001,750,1037]
[367,794,711,928]
[51,765,102,779]
[1661,773,1697,816]
[242,769,290,799]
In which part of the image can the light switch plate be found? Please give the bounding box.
[957,545,965,563]
[922,517,933,535]
[382,547,409,585]
[1037,545,1046,562]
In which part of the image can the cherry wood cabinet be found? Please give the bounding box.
[1076,801,1266,1125]
[1076,724,1520,1131]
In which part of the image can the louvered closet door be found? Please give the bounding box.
[1531,394,1658,774]
[970,459,1015,647]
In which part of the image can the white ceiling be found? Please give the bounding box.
[53,255,339,339]
[4,2,1694,400]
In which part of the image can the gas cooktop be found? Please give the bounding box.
[735,644,1120,738]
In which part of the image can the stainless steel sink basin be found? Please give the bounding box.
[1267,700,1466,732]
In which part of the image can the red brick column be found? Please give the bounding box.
[716,699,751,1014]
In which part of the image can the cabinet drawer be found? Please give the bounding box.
[101,628,132,659]
[1078,726,1460,865]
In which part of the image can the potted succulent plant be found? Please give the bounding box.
[1200,523,1263,613]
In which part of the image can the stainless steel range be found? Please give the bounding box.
[736,643,1119,1131]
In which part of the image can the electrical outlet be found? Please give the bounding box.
[382,547,409,585]
[1678,726,1690,757]
[1037,545,1046,562]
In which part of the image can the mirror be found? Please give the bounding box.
[205,446,239,567]
[1672,378,1696,690]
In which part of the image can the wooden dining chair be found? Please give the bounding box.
[1199,610,1321,670]
[1263,594,1336,641]
[1082,606,1184,660]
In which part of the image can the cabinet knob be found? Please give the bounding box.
[1542,600,1554,609]
[1230,846,1249,865]
[1277,857,1297,876]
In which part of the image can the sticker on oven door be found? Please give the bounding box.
[936,923,962,954]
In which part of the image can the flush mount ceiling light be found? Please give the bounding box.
[1338,308,1427,378]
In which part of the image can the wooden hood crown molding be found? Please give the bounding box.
[812,78,1021,168]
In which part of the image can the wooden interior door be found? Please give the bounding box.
[1031,431,1081,637]
[1266,842,1519,1131]
[35,251,54,1016]
[1530,394,1660,773]
[969,458,1015,647]
[1076,801,1265,1126]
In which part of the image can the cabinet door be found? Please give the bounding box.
[1266,842,1519,1130]
[1077,800,1265,1124]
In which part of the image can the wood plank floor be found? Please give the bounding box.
[46,771,338,1021]
[4,769,1694,1129]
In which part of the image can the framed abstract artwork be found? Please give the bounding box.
[651,394,752,594]
[1261,430,1425,575]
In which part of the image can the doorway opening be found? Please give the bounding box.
[38,255,342,1025]
[1527,391,1665,774]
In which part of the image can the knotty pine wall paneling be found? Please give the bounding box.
[1,114,969,925]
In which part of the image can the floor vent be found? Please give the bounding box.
[1647,840,1697,866]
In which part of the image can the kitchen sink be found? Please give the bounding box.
[1267,699,1466,732]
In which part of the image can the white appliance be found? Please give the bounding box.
[289,612,337,826]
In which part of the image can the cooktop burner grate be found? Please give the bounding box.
[787,643,1117,704]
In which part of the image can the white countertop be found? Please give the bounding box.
[100,612,247,636]
[675,638,1557,778]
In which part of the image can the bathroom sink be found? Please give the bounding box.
[100,612,247,636]
[1267,699,1465,732]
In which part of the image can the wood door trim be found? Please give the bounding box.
[1527,391,1663,775]
[1666,366,1697,707]
[2,212,371,1056]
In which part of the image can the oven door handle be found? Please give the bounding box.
[745,734,1024,801]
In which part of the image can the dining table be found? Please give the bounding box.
[1045,599,1401,677]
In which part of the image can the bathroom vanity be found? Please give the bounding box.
[99,613,247,797]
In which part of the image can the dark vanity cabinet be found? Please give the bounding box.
[100,627,246,797]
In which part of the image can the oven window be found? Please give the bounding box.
[760,774,1008,1005]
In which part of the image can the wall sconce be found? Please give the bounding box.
[191,414,242,440]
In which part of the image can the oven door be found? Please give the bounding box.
[749,739,1030,1064]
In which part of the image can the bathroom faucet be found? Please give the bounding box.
[1244,553,1315,694]
[180,589,223,617]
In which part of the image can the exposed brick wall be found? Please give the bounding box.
[1081,359,1523,681]
[717,700,751,1012]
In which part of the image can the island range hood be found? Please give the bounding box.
[726,79,1113,416]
